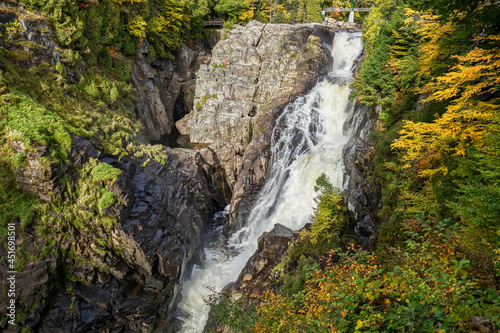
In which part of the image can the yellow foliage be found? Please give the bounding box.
[238,9,254,22]
[392,34,500,178]
[363,0,399,52]
[127,16,147,38]
[404,9,455,79]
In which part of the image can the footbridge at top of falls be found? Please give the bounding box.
[322,0,373,22]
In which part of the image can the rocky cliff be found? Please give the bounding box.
[342,101,382,248]
[131,37,217,143]
[0,134,220,332]
[0,3,223,331]
[176,21,347,230]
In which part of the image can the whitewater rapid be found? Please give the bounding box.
[178,31,364,332]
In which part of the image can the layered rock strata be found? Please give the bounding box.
[177,21,343,230]
[132,38,216,142]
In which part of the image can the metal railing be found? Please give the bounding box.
[203,20,223,26]
[322,7,372,12]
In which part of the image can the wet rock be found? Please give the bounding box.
[342,101,382,248]
[233,224,293,297]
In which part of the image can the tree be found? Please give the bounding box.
[215,0,251,21]
[391,33,500,247]
[305,0,322,22]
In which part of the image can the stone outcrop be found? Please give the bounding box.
[0,1,62,67]
[131,38,216,142]
[342,101,382,248]
[9,141,66,202]
[232,223,294,298]
[0,134,222,332]
[461,317,498,333]
[177,21,341,230]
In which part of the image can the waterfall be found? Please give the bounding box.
[177,31,364,332]
[349,10,355,23]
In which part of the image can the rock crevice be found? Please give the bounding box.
[342,101,382,248]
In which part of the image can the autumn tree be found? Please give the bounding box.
[392,33,500,247]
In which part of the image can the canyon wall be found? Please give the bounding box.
[177,21,355,231]
[0,3,221,331]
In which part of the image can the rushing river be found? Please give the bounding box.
[178,31,364,332]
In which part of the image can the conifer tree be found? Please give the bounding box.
[305,0,322,22]
[296,0,305,22]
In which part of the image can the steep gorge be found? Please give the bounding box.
[0,2,223,331]
[0,3,381,331]
[178,28,382,332]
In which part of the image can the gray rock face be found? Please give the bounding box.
[0,3,61,66]
[178,21,337,228]
[233,223,293,297]
[342,101,382,248]
[0,135,218,332]
[131,39,215,141]
[9,141,65,202]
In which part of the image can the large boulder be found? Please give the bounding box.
[232,223,293,298]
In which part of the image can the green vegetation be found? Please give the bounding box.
[209,178,500,332]
[0,3,169,324]
[207,289,259,333]
[251,218,499,332]
[353,0,500,257]
[21,0,212,60]
[207,0,500,331]
[202,0,344,24]
[0,166,38,233]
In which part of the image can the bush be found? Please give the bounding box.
[253,218,500,332]
[206,289,258,333]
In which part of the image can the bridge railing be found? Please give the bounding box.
[204,20,223,27]
[322,7,372,12]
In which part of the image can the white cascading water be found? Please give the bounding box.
[349,10,355,23]
[178,31,364,332]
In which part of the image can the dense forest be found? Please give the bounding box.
[0,0,499,331]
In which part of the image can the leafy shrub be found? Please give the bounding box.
[253,218,500,332]
[206,289,258,333]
